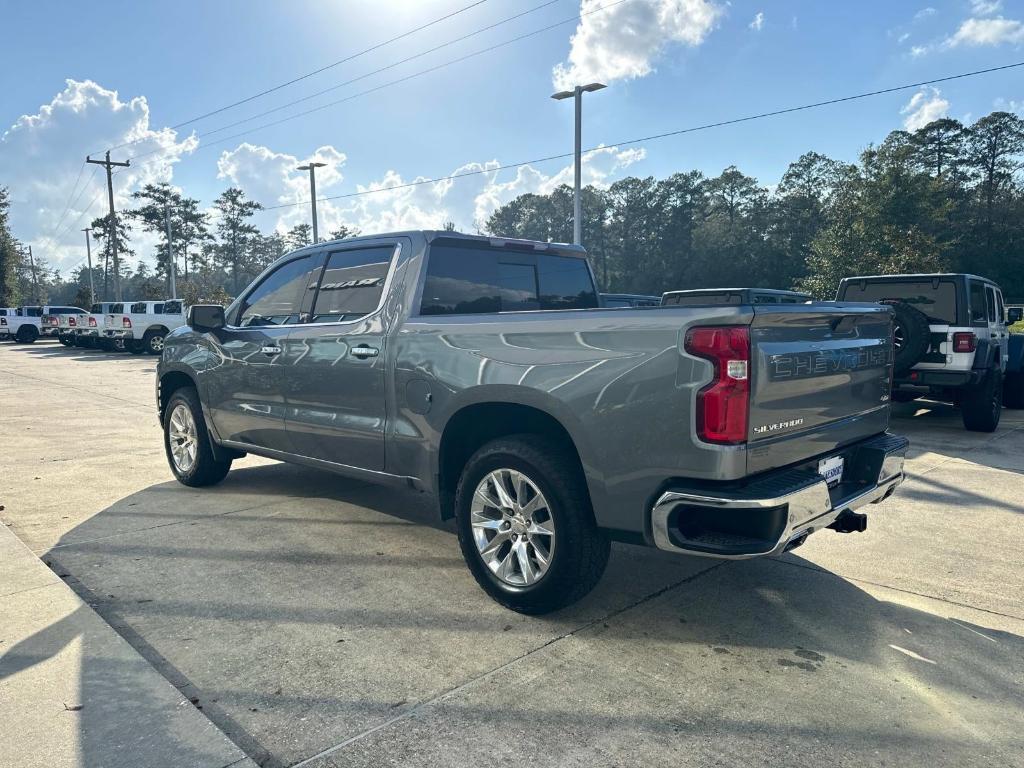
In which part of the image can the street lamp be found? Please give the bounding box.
[551,82,606,246]
[296,161,327,244]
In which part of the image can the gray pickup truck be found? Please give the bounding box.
[157,231,908,613]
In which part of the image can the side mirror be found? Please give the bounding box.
[188,304,225,331]
[1008,307,1023,323]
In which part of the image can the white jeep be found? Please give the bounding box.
[837,273,1016,431]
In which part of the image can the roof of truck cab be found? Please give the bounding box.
[313,230,588,258]
[663,288,810,297]
[840,273,997,285]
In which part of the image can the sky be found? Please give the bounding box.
[2,0,1023,275]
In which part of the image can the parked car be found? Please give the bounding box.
[662,288,813,306]
[158,231,908,613]
[837,273,1024,429]
[1,305,83,343]
[104,300,187,354]
[42,307,88,345]
[600,293,661,308]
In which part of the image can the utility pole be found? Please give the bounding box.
[86,151,130,300]
[164,202,177,299]
[551,83,606,245]
[296,161,326,244]
[82,228,96,306]
[26,245,39,303]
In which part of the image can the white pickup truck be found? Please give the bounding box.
[75,302,119,349]
[43,307,89,346]
[1,305,85,343]
[103,300,187,354]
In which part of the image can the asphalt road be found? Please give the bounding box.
[2,339,1023,768]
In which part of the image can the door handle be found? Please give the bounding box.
[350,345,379,359]
[261,345,282,356]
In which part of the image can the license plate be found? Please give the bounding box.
[818,456,844,488]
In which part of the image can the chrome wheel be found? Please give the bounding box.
[471,468,555,586]
[168,403,198,473]
[150,334,165,352]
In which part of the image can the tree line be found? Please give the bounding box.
[485,111,1024,300]
[1,109,1022,309]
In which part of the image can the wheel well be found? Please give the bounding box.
[437,402,587,520]
[146,325,170,336]
[159,371,196,419]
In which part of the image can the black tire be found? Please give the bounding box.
[884,301,931,375]
[1003,371,1024,410]
[455,435,610,614]
[162,386,232,487]
[15,326,38,344]
[961,367,1003,432]
[128,339,145,355]
[58,334,74,347]
[143,329,166,355]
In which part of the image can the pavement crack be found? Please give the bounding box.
[287,560,729,767]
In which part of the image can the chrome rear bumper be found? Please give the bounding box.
[651,433,908,559]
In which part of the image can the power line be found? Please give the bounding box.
[127,0,631,163]
[251,60,1024,213]
[52,168,103,242]
[104,0,492,153]
[47,161,88,241]
[181,0,561,143]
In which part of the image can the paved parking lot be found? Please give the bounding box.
[2,339,1023,767]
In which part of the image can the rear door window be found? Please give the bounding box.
[163,300,182,315]
[131,302,148,314]
[310,246,393,323]
[969,281,988,325]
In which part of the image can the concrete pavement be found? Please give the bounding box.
[2,339,1023,767]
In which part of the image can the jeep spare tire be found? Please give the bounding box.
[884,300,931,374]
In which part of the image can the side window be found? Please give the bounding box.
[110,303,124,314]
[986,286,997,323]
[131,302,147,314]
[536,254,598,310]
[310,246,393,323]
[237,254,322,327]
[969,281,988,325]
[420,247,500,315]
[163,300,182,315]
[996,291,1005,323]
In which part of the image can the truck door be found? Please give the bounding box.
[282,241,398,471]
[204,252,325,453]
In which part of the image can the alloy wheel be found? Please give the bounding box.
[470,468,555,587]
[168,403,198,473]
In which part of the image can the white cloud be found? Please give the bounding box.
[910,44,929,56]
[914,7,937,21]
[749,12,765,31]
[993,96,1024,114]
[944,16,1024,46]
[898,32,911,43]
[970,0,1002,15]
[217,141,645,238]
[552,0,723,90]
[0,79,197,274]
[901,87,950,130]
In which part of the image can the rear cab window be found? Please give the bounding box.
[419,242,598,316]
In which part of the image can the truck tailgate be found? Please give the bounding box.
[747,303,893,474]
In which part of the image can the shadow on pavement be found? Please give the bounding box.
[38,461,1024,767]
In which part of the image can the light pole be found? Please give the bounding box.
[82,228,95,305]
[296,161,327,244]
[551,82,606,246]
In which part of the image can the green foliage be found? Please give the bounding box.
[0,187,21,306]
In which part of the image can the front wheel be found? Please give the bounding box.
[455,435,610,614]
[163,386,232,487]
[144,330,165,355]
[961,367,1003,432]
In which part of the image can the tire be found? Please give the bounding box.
[1003,371,1024,410]
[143,329,166,355]
[163,386,232,487]
[58,334,74,347]
[884,301,931,375]
[961,367,1003,432]
[455,435,610,614]
[97,338,113,352]
[15,326,38,344]
[128,339,145,355]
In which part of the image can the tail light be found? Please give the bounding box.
[88,317,97,327]
[122,317,132,328]
[685,326,750,444]
[68,317,76,327]
[952,332,976,354]
[1,318,6,326]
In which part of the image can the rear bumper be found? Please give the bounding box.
[651,433,908,559]
[895,369,982,388]
[41,327,59,336]
[104,329,132,338]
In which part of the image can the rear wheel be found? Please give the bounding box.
[128,339,145,355]
[144,330,166,355]
[961,367,1003,432]
[15,326,38,344]
[455,435,609,614]
[58,333,74,347]
[163,386,232,487]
